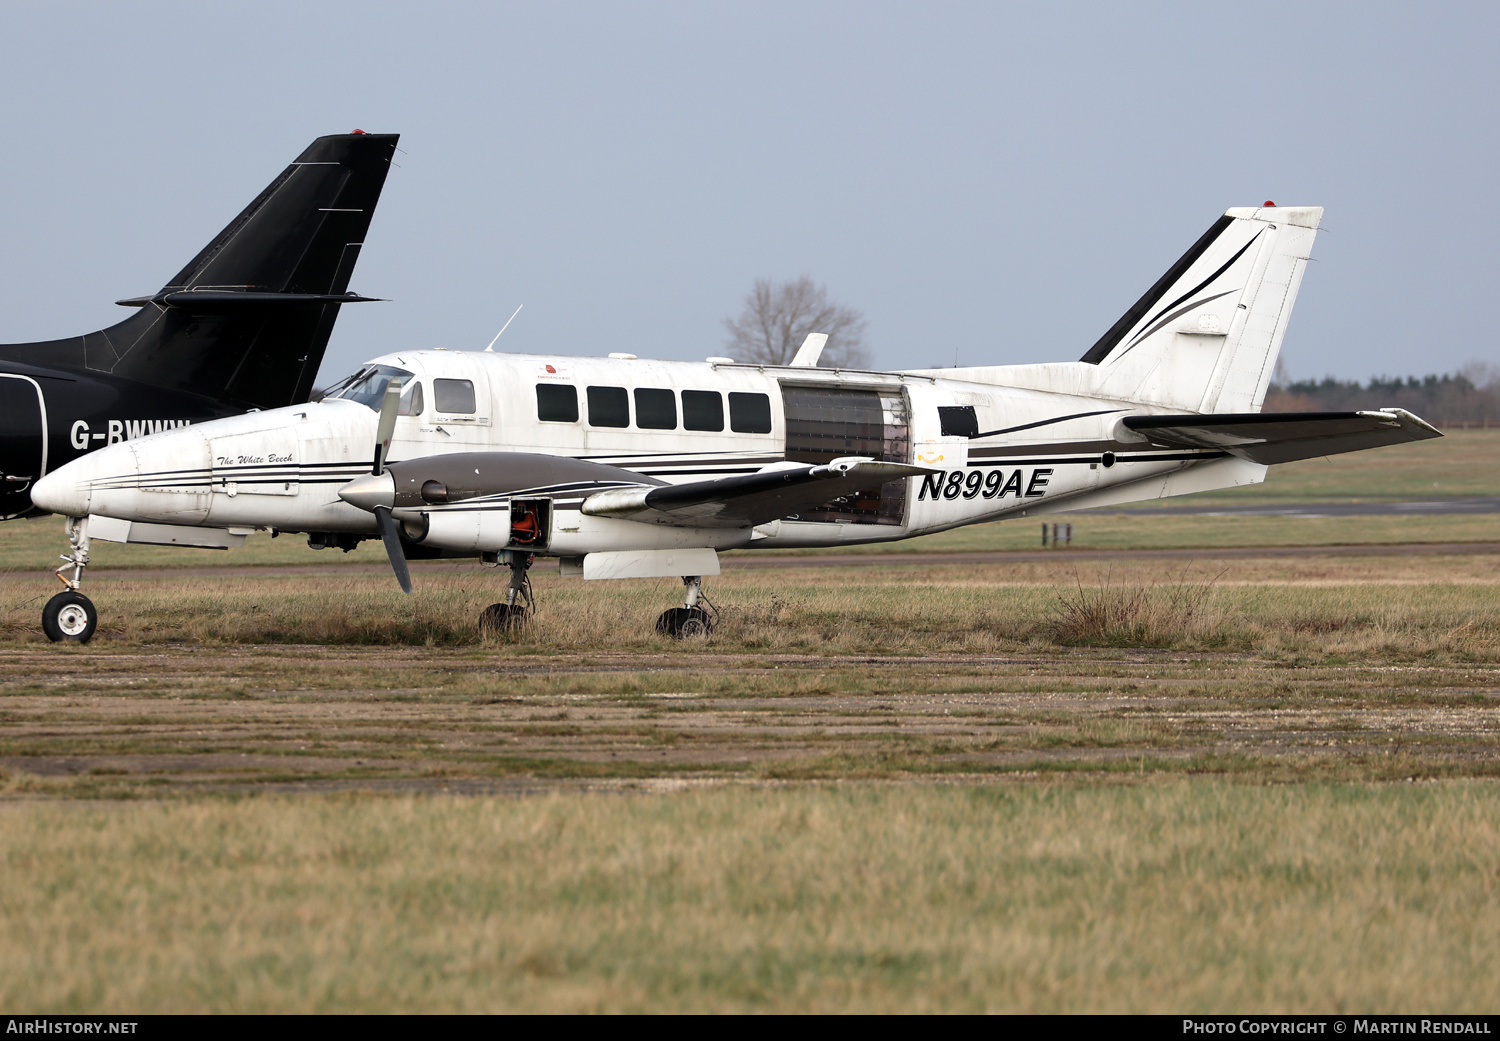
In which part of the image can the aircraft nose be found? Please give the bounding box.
[338,472,395,512]
[31,464,93,517]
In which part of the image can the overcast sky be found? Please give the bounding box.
[1,1,1494,388]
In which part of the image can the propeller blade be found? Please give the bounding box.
[374,505,413,594]
[372,378,405,474]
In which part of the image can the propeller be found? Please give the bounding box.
[372,377,404,475]
[369,378,413,594]
[374,504,413,595]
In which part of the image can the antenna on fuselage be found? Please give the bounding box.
[484,305,524,351]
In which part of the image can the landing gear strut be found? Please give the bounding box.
[656,575,715,639]
[480,551,533,635]
[43,516,97,644]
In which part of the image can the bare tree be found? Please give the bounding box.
[723,276,869,368]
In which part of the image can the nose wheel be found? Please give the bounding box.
[43,591,97,643]
[44,516,97,644]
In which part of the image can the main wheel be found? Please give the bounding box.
[655,606,713,639]
[43,591,97,644]
[479,602,528,636]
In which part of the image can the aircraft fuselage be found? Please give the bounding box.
[31,348,1260,554]
[0,360,253,520]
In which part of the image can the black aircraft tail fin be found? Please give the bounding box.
[0,131,399,409]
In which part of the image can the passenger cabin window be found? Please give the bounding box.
[434,378,476,414]
[938,405,979,438]
[729,392,773,434]
[682,390,724,431]
[587,386,629,427]
[397,381,424,417]
[634,388,677,429]
[536,383,579,422]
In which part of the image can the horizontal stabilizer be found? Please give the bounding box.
[583,458,936,528]
[1123,409,1442,464]
[116,291,383,308]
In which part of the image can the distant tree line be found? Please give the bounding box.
[1265,362,1500,426]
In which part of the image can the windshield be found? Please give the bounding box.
[323,365,416,410]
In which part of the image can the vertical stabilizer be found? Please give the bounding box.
[1081,206,1321,413]
[0,132,399,410]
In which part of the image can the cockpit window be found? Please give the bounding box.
[398,381,424,417]
[323,365,417,410]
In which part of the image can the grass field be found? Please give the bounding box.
[3,550,1498,794]
[0,433,1496,1012]
[3,549,1500,653]
[4,785,1498,1013]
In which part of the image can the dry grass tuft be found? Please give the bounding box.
[1045,569,1225,646]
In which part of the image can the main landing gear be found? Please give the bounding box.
[43,516,97,644]
[656,575,715,639]
[479,552,534,635]
[475,559,716,640]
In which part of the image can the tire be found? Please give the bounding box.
[479,602,528,636]
[43,591,97,644]
[655,607,713,639]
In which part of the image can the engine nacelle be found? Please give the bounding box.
[411,500,550,553]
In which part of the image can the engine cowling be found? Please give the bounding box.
[381,452,659,508]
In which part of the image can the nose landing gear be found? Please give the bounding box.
[479,551,534,635]
[656,575,715,639]
[43,516,97,644]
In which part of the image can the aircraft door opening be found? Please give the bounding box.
[780,385,910,525]
[0,375,45,519]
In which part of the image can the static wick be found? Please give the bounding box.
[484,304,524,351]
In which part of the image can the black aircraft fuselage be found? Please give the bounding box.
[0,131,400,519]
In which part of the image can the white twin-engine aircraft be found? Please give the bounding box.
[30,205,1440,642]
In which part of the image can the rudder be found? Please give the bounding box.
[1081,205,1322,413]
